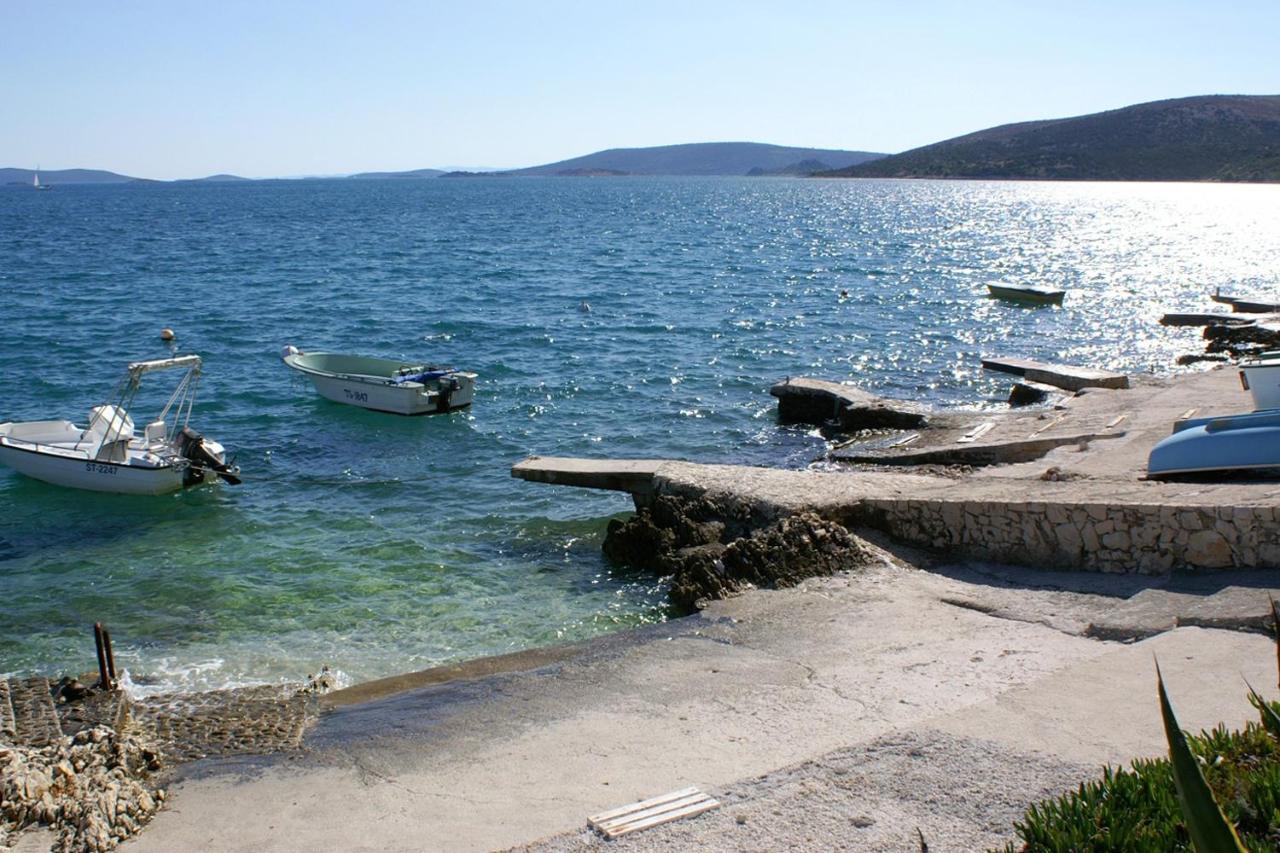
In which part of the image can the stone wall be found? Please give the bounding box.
[848,498,1280,573]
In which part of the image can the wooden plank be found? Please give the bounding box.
[601,798,721,839]
[1030,414,1068,437]
[587,787,701,826]
[594,793,708,833]
[1105,413,1128,429]
[956,421,995,443]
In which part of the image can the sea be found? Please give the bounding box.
[1,176,1277,694]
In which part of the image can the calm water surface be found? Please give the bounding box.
[1,177,1277,691]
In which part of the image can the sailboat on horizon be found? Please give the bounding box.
[33,166,52,191]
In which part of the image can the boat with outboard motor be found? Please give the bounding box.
[0,355,240,494]
[281,346,477,415]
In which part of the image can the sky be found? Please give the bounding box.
[2,1,1278,180]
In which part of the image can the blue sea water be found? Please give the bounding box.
[1,176,1277,692]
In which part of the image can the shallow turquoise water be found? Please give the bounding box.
[1,177,1277,691]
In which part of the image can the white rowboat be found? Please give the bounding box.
[282,347,476,415]
[987,284,1066,305]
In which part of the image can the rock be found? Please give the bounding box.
[1186,529,1233,568]
[770,377,929,430]
[0,725,164,852]
[298,665,338,696]
[669,512,878,611]
[604,496,878,611]
[1176,354,1230,365]
[1007,381,1059,406]
[1203,320,1280,354]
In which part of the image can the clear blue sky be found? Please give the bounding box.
[3,1,1278,180]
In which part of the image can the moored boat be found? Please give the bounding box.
[281,346,476,415]
[987,283,1066,305]
[0,355,240,494]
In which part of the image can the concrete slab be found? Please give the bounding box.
[769,377,929,430]
[981,356,1130,391]
[511,456,664,494]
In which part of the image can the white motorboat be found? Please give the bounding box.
[0,355,240,495]
[281,346,477,415]
[1239,351,1280,411]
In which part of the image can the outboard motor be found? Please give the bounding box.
[177,426,242,486]
[436,375,459,413]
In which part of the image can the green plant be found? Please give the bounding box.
[998,600,1280,851]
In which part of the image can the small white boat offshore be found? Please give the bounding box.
[0,355,240,495]
[987,283,1066,305]
[281,346,477,415]
[1238,351,1280,411]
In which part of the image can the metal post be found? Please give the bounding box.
[102,625,117,686]
[93,622,110,690]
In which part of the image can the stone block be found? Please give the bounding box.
[1185,529,1233,568]
[1101,531,1131,550]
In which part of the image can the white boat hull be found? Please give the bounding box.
[0,440,185,494]
[283,351,476,415]
[303,372,471,415]
[1240,359,1280,411]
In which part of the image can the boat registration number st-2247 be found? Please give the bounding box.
[84,462,117,475]
[343,389,369,403]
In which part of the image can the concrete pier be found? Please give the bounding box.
[511,456,664,495]
[513,369,1279,574]
[981,356,1129,391]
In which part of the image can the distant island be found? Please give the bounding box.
[347,168,445,180]
[820,94,1280,182]
[0,167,144,186]
[492,142,885,177]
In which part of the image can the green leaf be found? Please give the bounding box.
[1271,595,1280,689]
[1246,679,1280,739]
[1157,661,1247,852]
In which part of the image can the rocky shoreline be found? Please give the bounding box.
[1,669,335,851]
[604,495,877,611]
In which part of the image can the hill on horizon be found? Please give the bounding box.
[0,167,143,185]
[347,168,445,180]
[503,142,885,177]
[823,95,1280,182]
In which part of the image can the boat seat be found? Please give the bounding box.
[95,438,130,463]
[87,405,135,442]
[144,420,168,444]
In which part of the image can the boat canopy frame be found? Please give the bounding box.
[91,355,205,444]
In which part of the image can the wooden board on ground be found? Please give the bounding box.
[588,786,720,840]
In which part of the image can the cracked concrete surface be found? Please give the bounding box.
[123,554,1279,852]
